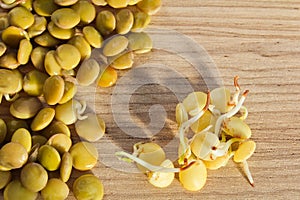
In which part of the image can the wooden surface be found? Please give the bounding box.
[97,1,300,199]
[1,1,300,199]
[90,1,300,199]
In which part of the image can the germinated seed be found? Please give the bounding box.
[223,116,251,139]
[175,103,188,126]
[182,91,207,114]
[190,132,220,160]
[134,142,166,173]
[55,99,83,125]
[203,153,231,170]
[148,159,175,188]
[210,87,231,113]
[233,140,256,163]
[179,160,207,191]
[191,110,216,134]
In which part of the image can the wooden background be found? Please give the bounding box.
[96,1,300,199]
[91,1,300,199]
[1,0,300,199]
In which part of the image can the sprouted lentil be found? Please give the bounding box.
[116,76,256,191]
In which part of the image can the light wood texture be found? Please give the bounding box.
[1,1,300,199]
[99,1,300,199]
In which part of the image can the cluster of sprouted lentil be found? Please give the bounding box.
[0,0,162,199]
[116,76,256,191]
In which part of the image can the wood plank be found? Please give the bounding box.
[1,1,300,199]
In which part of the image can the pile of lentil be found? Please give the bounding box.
[0,0,161,199]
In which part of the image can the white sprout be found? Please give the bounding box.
[211,138,243,159]
[75,100,88,120]
[115,151,180,173]
[239,106,248,120]
[179,92,210,157]
[188,125,213,144]
[132,142,144,157]
[208,104,221,117]
[242,160,254,187]
[229,76,241,107]
[78,100,87,114]
[214,90,249,137]
[4,93,19,102]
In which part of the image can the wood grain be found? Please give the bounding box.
[1,1,300,199]
[101,1,300,199]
